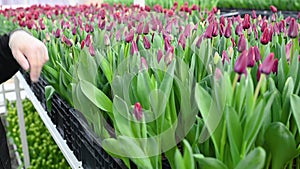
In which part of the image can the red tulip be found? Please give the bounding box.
[272,58,278,74]
[234,50,248,75]
[242,14,251,30]
[238,34,247,52]
[270,5,277,13]
[288,18,298,39]
[260,28,270,45]
[143,36,151,49]
[80,40,85,49]
[247,46,256,67]
[261,53,276,75]
[133,102,143,120]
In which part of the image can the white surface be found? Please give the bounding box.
[16,72,83,169]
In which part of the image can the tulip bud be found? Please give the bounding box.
[257,64,262,80]
[272,58,278,74]
[234,50,248,75]
[140,57,148,70]
[98,20,105,30]
[279,20,285,33]
[143,23,150,34]
[261,53,276,75]
[222,50,230,64]
[242,14,251,30]
[130,41,139,55]
[136,22,143,35]
[89,45,96,56]
[238,34,247,52]
[143,36,151,49]
[252,10,257,19]
[261,21,268,32]
[178,34,186,49]
[116,30,121,41]
[81,40,85,49]
[247,46,256,67]
[205,23,213,39]
[235,23,243,36]
[212,22,219,37]
[270,5,277,13]
[219,24,225,37]
[85,34,92,47]
[125,29,134,43]
[157,49,163,63]
[286,41,292,61]
[260,28,269,45]
[288,18,298,39]
[224,22,232,38]
[214,68,223,81]
[254,46,261,61]
[133,102,143,120]
[231,37,236,47]
[54,28,61,38]
[165,48,174,65]
[104,33,110,46]
[62,35,73,47]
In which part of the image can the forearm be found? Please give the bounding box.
[0,33,20,83]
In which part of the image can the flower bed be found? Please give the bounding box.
[1,2,300,169]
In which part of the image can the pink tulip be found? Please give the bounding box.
[242,14,251,30]
[247,46,256,67]
[133,102,143,120]
[143,36,151,49]
[222,50,230,64]
[260,28,269,45]
[89,45,96,56]
[238,34,247,52]
[270,5,277,13]
[125,29,134,43]
[224,22,232,38]
[288,18,298,39]
[235,23,243,36]
[130,41,138,55]
[140,57,148,70]
[254,46,261,61]
[157,49,163,63]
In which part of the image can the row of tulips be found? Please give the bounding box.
[1,2,300,169]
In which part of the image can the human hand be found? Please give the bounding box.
[9,30,49,82]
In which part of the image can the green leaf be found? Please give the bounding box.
[234,147,266,169]
[194,155,228,169]
[226,106,242,166]
[290,94,300,135]
[264,122,297,169]
[174,148,185,169]
[45,85,55,112]
[183,139,195,169]
[79,79,113,114]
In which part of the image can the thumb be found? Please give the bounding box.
[12,50,30,71]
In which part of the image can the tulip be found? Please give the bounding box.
[234,50,248,75]
[165,48,174,65]
[214,68,223,81]
[157,49,163,63]
[133,102,142,120]
[242,14,251,30]
[254,46,261,61]
[224,22,232,38]
[104,33,110,46]
[212,22,219,37]
[261,53,276,75]
[136,22,144,35]
[62,35,73,47]
[130,41,139,55]
[183,24,192,37]
[272,58,278,74]
[220,16,225,26]
[89,45,96,56]
[85,34,92,47]
[231,37,236,47]
[260,28,269,45]
[288,18,298,38]
[270,5,277,13]
[80,40,85,49]
[235,23,243,36]
[247,46,256,67]
[178,34,186,49]
[143,36,151,49]
[54,28,61,38]
[222,50,230,64]
[269,24,274,42]
[143,23,150,34]
[238,34,247,52]
[261,21,268,32]
[252,10,257,19]
[257,64,262,80]
[140,57,148,70]
[125,29,134,43]
[286,41,292,61]
[98,20,105,30]
[205,23,213,39]
[279,20,285,33]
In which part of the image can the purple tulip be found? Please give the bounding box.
[54,28,61,38]
[136,22,144,35]
[133,102,143,120]
[62,35,73,47]
[220,16,225,26]
[116,30,121,41]
[279,20,285,33]
[261,53,276,75]
[143,36,151,49]
[235,23,243,36]
[178,34,186,49]
[98,20,105,30]
[288,18,298,38]
[222,50,230,64]
[157,49,163,63]
[85,34,92,47]
[261,21,268,32]
[140,57,148,70]
[183,24,192,37]
[247,46,256,67]
[219,24,225,37]
[242,14,251,30]
[254,46,261,61]
[252,10,257,19]
[130,41,138,55]
[212,22,219,37]
[224,22,232,38]
[270,5,277,13]
[143,23,150,34]
[260,28,269,45]
[238,34,247,52]
[125,29,134,43]
[205,23,213,38]
[272,58,278,74]
[164,48,174,65]
[231,37,236,47]
[89,45,96,56]
[234,50,248,75]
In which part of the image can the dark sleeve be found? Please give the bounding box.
[0,33,20,84]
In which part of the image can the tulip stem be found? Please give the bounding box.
[254,74,266,103]
[232,74,239,91]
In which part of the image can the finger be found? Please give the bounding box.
[12,50,30,71]
[28,51,42,82]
